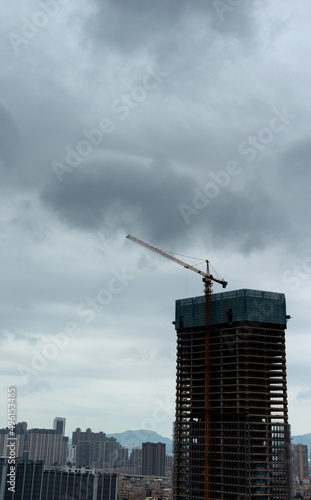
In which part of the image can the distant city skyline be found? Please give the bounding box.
[0,417,173,461]
[0,418,173,441]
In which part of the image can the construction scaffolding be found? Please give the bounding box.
[173,289,291,500]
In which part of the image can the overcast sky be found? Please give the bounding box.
[1,0,311,440]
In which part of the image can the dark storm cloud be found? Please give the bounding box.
[194,180,286,254]
[87,0,257,56]
[41,158,193,244]
[41,157,284,254]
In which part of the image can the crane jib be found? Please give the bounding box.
[126,234,227,288]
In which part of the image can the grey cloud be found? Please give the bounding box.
[41,158,193,245]
[41,157,286,255]
[1,0,311,435]
[196,181,286,254]
[278,138,311,186]
[0,103,19,166]
[0,329,40,345]
[119,348,150,362]
[297,388,311,400]
[86,0,258,58]
[274,137,311,252]
[11,217,47,244]
[21,379,52,394]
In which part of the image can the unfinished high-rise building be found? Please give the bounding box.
[173,288,291,500]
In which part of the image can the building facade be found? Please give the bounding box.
[0,460,117,500]
[67,444,77,465]
[27,429,68,466]
[142,442,166,477]
[116,447,129,468]
[0,420,68,468]
[173,289,291,500]
[0,423,27,460]
[128,447,142,474]
[0,459,43,500]
[72,429,119,468]
[53,418,66,436]
[41,469,117,500]
[292,444,308,482]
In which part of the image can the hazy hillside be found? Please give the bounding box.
[292,433,311,448]
[107,429,173,454]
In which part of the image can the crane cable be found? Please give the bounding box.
[161,249,205,262]
[163,249,225,281]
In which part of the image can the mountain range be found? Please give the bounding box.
[107,429,173,454]
[292,433,311,449]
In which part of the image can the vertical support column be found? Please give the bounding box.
[204,268,212,500]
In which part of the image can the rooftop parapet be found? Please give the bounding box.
[175,288,287,329]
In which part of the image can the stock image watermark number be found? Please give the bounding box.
[7,387,17,493]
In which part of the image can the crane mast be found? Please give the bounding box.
[126,234,227,500]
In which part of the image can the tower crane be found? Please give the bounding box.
[126,234,227,500]
[126,234,227,291]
